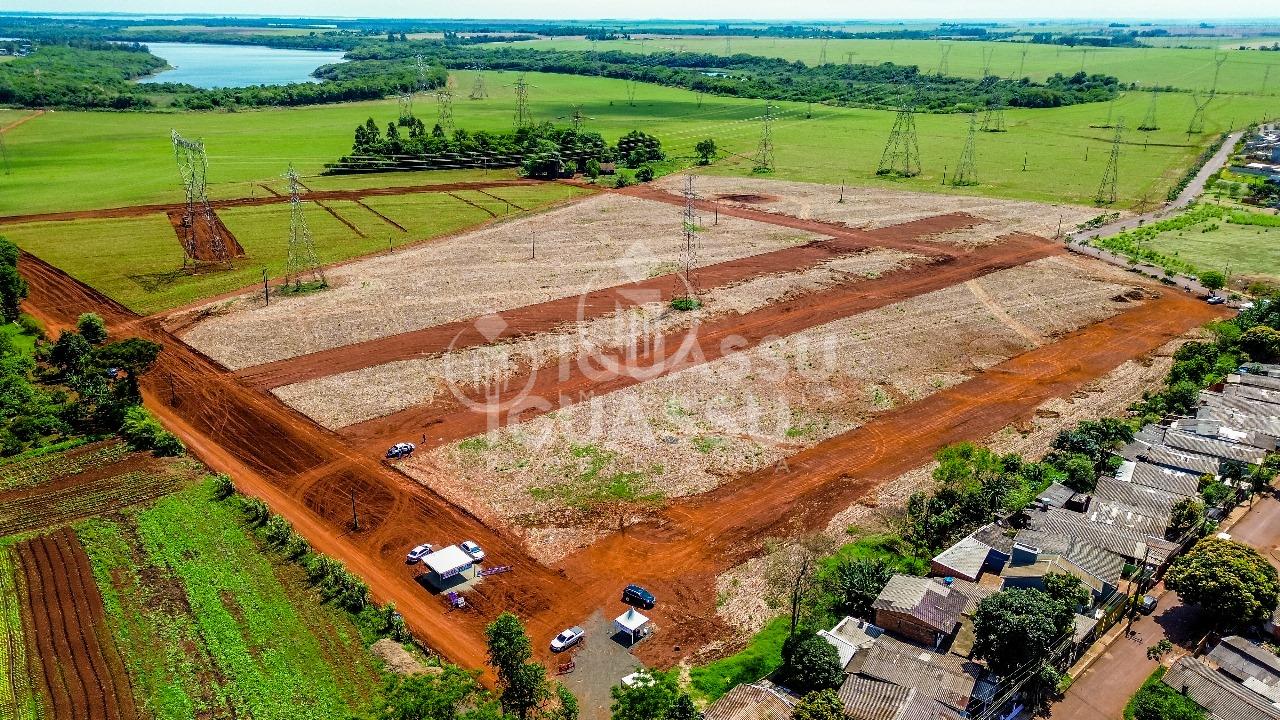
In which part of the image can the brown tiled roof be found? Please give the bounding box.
[872,576,968,634]
[704,684,794,720]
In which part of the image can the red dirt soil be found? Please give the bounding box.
[339,232,1061,451]
[0,180,544,226]
[15,235,1226,674]
[0,110,43,135]
[235,211,982,391]
[165,208,246,263]
[14,528,139,720]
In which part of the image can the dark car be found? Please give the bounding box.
[622,584,655,610]
[1140,594,1158,615]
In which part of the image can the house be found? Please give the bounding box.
[1164,429,1267,465]
[1024,505,1177,565]
[872,575,969,648]
[1207,636,1280,701]
[1011,529,1125,590]
[843,634,985,713]
[930,524,1013,582]
[1164,656,1280,720]
[1119,459,1203,497]
[837,675,964,720]
[703,683,794,720]
[1001,533,1122,604]
[1093,476,1182,520]
[818,616,882,668]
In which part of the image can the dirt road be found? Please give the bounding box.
[235,211,981,391]
[340,232,1063,452]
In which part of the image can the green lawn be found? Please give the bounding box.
[1143,209,1280,282]
[0,322,36,357]
[77,480,381,720]
[0,71,1272,220]
[689,615,790,702]
[498,36,1280,95]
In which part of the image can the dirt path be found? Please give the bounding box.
[235,211,980,391]
[16,528,139,720]
[339,232,1062,452]
[0,179,543,226]
[0,110,43,135]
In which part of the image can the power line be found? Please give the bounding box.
[1095,119,1125,206]
[1187,91,1213,137]
[980,101,1007,133]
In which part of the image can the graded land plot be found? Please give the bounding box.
[499,35,1280,94]
[272,247,922,430]
[12,527,139,720]
[76,481,382,720]
[653,174,1102,243]
[180,192,823,370]
[0,72,1268,219]
[401,254,1152,561]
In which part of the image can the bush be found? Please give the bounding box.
[780,634,843,694]
[119,405,184,456]
[635,165,656,183]
[1126,668,1205,720]
[210,472,235,500]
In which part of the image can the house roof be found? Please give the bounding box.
[1232,373,1280,392]
[969,523,1016,555]
[1209,636,1280,687]
[1200,405,1280,438]
[1174,417,1278,451]
[821,617,882,669]
[1128,459,1204,496]
[424,545,472,575]
[704,684,794,720]
[1095,477,1182,519]
[1025,507,1153,561]
[1084,498,1169,535]
[932,536,995,580]
[1165,429,1266,465]
[1037,482,1077,508]
[1163,657,1280,720]
[1225,382,1280,410]
[872,576,969,634]
[837,675,912,720]
[1001,555,1105,594]
[1010,529,1125,586]
[615,608,649,632]
[845,639,979,712]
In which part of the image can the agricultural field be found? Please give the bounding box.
[0,442,386,720]
[498,35,1280,94]
[0,183,590,314]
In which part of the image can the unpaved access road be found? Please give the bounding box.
[16,236,1225,673]
[235,211,980,391]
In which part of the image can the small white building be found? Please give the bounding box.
[614,608,651,643]
[425,545,475,581]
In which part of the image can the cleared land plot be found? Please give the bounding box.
[404,254,1150,558]
[182,192,823,369]
[0,186,585,314]
[77,481,381,720]
[273,247,922,430]
[655,174,1103,244]
[14,527,138,720]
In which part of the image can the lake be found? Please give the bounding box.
[138,42,347,89]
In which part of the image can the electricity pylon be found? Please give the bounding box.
[1187,91,1213,136]
[283,164,324,289]
[513,74,533,128]
[752,102,775,173]
[936,42,952,76]
[470,65,489,100]
[171,130,232,267]
[818,38,829,65]
[398,93,413,123]
[1138,91,1160,131]
[1095,120,1125,206]
[436,87,454,134]
[877,97,921,177]
[625,80,637,106]
[679,175,700,301]
[952,112,978,186]
[980,101,1007,133]
[980,46,995,77]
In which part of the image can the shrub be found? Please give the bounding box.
[119,405,184,456]
[210,472,236,500]
[635,165,656,183]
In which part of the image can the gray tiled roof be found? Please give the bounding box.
[837,674,911,720]
[932,536,994,580]
[1209,636,1280,686]
[1025,507,1152,561]
[1010,529,1124,585]
[1234,373,1280,392]
[1095,477,1181,518]
[1085,498,1169,535]
[1200,406,1280,438]
[1202,390,1280,419]
[846,639,979,712]
[1130,460,1204,496]
[1037,482,1076,508]
[1002,556,1105,594]
[970,523,1016,555]
[1225,382,1280,409]
[872,576,968,634]
[1165,431,1266,464]
[704,684,794,720]
[1163,657,1280,720]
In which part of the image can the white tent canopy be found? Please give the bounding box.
[425,545,473,579]
[614,608,650,636]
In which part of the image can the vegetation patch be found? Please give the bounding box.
[529,443,665,508]
[689,615,791,702]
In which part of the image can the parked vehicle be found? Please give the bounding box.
[551,626,585,652]
[1140,594,1158,614]
[1207,295,1226,305]
[386,442,416,459]
[622,584,656,610]
[461,540,485,561]
[406,544,434,564]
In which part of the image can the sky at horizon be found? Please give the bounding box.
[4,2,1279,22]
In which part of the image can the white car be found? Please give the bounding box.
[461,540,485,562]
[551,626,585,652]
[406,544,434,564]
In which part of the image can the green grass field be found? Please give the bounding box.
[77,480,382,720]
[1142,209,1280,282]
[0,70,1271,221]
[0,183,587,313]
[499,36,1280,95]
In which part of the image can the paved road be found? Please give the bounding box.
[1052,494,1280,719]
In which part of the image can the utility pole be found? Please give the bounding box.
[1187,91,1213,137]
[0,131,9,176]
[679,175,700,302]
[262,268,269,306]
[877,93,921,177]
[1013,47,1028,80]
[625,80,637,106]
[1095,119,1125,206]
[818,37,828,66]
[753,102,775,173]
[980,46,995,77]
[952,112,978,186]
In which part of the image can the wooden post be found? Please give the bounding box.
[839,181,845,203]
[388,235,394,252]
[262,268,269,306]
[351,488,359,531]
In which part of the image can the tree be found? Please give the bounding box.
[765,534,836,638]
[780,634,844,693]
[485,612,532,685]
[610,669,677,720]
[1058,452,1100,492]
[0,264,27,323]
[50,329,93,376]
[1241,325,1280,362]
[547,683,580,720]
[973,588,1073,677]
[635,165,655,183]
[790,689,844,720]
[1043,571,1091,610]
[502,661,551,720]
[1166,538,1280,627]
[76,313,108,345]
[1166,497,1206,540]
[378,665,502,720]
[664,694,700,720]
[694,138,717,165]
[824,556,892,619]
[586,159,602,180]
[1199,270,1227,291]
[94,337,162,400]
[0,236,18,267]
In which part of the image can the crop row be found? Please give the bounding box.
[0,469,178,537]
[0,439,131,492]
[0,546,41,720]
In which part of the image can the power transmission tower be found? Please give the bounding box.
[952,112,978,186]
[398,92,414,123]
[679,175,701,302]
[1094,120,1124,206]
[283,164,324,289]
[936,42,952,76]
[844,51,855,66]
[1211,52,1228,93]
[469,65,489,100]
[435,87,454,134]
[980,46,995,77]
[1187,91,1213,136]
[625,79,637,106]
[724,37,731,55]
[1138,91,1160,131]
[171,130,232,267]
[752,102,775,173]
[980,101,1007,133]
[818,38,829,65]
[414,55,431,94]
[877,95,921,177]
[0,132,9,176]
[1094,95,1118,129]
[1013,47,1029,80]
[512,73,532,128]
